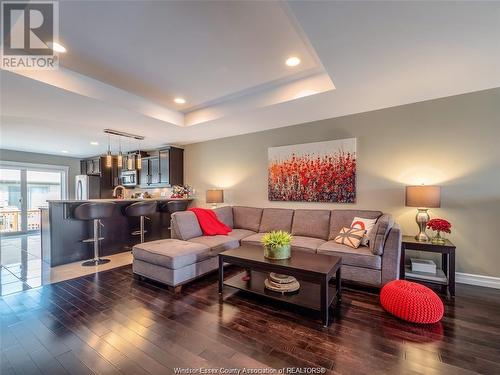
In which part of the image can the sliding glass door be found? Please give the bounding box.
[0,164,67,235]
[0,169,22,233]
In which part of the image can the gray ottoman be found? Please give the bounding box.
[132,239,218,292]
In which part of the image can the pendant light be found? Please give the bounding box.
[105,134,112,168]
[117,136,123,167]
[136,140,142,170]
[127,139,133,170]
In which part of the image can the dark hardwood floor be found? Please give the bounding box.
[1,265,500,375]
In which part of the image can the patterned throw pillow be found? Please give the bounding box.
[351,217,378,246]
[334,227,365,249]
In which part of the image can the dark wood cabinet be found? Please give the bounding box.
[139,147,183,188]
[80,158,101,176]
[99,156,116,198]
[158,149,169,184]
[139,160,149,186]
[80,147,183,189]
[78,156,116,197]
[149,156,160,185]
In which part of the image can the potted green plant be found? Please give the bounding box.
[261,231,293,260]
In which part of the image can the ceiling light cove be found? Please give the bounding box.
[48,42,67,53]
[61,150,69,154]
[90,141,99,146]
[285,56,301,67]
[174,97,186,104]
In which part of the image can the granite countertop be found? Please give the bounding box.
[46,198,194,203]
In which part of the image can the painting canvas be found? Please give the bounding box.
[268,138,356,203]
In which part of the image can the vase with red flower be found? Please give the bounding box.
[426,218,451,245]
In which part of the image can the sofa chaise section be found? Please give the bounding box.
[132,238,217,289]
[139,210,241,289]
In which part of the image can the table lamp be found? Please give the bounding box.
[206,189,224,209]
[405,185,441,242]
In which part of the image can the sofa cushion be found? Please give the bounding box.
[291,236,326,253]
[171,211,203,240]
[329,210,383,240]
[133,239,210,270]
[317,241,381,270]
[369,214,394,255]
[291,209,331,240]
[259,208,294,233]
[213,206,233,228]
[188,235,240,254]
[233,206,263,232]
[228,228,256,241]
[241,233,266,246]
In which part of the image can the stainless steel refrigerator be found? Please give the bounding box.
[75,175,101,200]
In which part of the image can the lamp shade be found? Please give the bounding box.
[405,185,441,208]
[206,189,224,204]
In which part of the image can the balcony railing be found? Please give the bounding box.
[0,209,41,233]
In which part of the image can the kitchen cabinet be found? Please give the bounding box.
[139,147,183,188]
[158,149,169,184]
[80,158,101,175]
[78,156,116,197]
[139,161,149,186]
[121,153,136,171]
[95,156,120,188]
[149,156,160,184]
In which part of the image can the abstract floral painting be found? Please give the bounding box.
[268,138,356,203]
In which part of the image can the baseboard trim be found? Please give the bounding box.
[456,272,500,289]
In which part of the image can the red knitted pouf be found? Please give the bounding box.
[380,280,444,324]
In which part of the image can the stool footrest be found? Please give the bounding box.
[82,237,105,243]
[131,230,148,236]
[82,258,111,267]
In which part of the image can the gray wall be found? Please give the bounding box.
[185,88,500,277]
[0,149,81,199]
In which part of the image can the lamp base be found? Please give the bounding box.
[415,208,430,242]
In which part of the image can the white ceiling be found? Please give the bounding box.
[1,1,499,157]
[58,1,323,111]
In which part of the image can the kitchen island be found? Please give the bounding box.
[41,198,192,266]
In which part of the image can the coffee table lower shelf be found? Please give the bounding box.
[223,270,337,312]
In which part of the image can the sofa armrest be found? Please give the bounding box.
[170,211,203,240]
[170,218,180,239]
[381,223,402,285]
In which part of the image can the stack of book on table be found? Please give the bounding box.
[406,258,447,284]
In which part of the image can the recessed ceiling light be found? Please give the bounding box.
[47,42,66,53]
[90,141,99,146]
[174,97,186,104]
[61,150,69,154]
[285,56,301,67]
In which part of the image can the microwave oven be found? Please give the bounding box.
[120,170,138,187]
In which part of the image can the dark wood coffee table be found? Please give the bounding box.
[218,244,342,327]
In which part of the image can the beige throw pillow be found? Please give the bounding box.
[334,227,365,249]
[351,217,378,246]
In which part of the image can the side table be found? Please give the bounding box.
[400,235,456,297]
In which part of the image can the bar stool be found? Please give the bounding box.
[163,200,189,233]
[74,202,116,266]
[125,201,157,243]
[166,200,189,214]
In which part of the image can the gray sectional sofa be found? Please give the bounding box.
[132,206,401,290]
